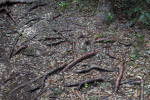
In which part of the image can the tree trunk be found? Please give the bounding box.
[96,0,115,25]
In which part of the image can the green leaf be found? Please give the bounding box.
[145,12,150,19]
[129,20,135,27]
[84,83,88,88]
[138,14,145,22]
[104,40,109,43]
[73,0,78,3]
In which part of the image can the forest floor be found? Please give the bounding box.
[0,0,150,100]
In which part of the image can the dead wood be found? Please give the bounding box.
[10,63,67,94]
[75,66,114,73]
[94,38,116,43]
[61,51,97,73]
[53,29,73,45]
[114,61,125,94]
[66,77,104,90]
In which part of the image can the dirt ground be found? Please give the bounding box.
[0,0,150,100]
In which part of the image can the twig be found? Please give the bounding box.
[114,61,125,94]
[25,17,43,25]
[61,51,97,73]
[5,6,17,24]
[118,40,132,46]
[27,3,47,12]
[140,79,144,100]
[27,75,47,93]
[66,78,104,90]
[106,49,116,59]
[45,40,65,46]
[12,45,27,57]
[33,86,49,100]
[3,71,27,84]
[53,29,73,44]
[9,33,21,59]
[59,29,73,33]
[120,80,141,85]
[51,13,61,20]
[10,63,67,94]
[75,66,114,73]
[38,36,62,41]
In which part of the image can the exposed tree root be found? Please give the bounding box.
[75,66,115,73]
[114,61,125,94]
[94,38,116,43]
[53,29,73,45]
[12,45,27,57]
[10,63,67,94]
[61,51,97,73]
[66,78,104,90]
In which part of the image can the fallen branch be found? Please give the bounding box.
[75,66,114,73]
[66,78,104,90]
[61,51,97,73]
[10,63,67,94]
[114,61,125,94]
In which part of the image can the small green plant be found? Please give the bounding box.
[136,33,143,42]
[104,40,109,43]
[59,1,67,8]
[73,0,79,3]
[129,54,135,61]
[84,83,88,88]
[99,33,104,37]
[106,12,114,21]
